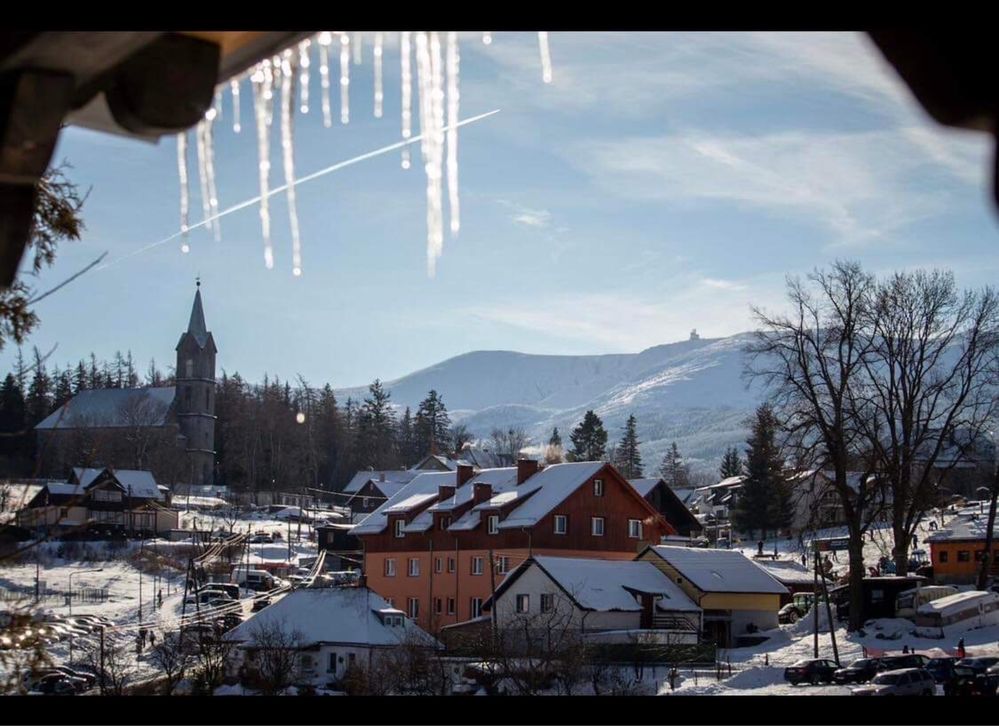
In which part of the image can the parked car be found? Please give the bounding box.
[879,654,930,671]
[950,657,999,696]
[185,588,235,606]
[198,582,241,600]
[851,668,936,696]
[833,658,884,684]
[779,593,816,624]
[251,597,271,612]
[215,612,243,632]
[23,667,95,691]
[28,673,87,695]
[924,656,960,685]
[784,658,840,685]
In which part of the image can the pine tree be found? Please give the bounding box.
[357,379,397,468]
[614,414,643,478]
[659,442,690,488]
[730,404,789,540]
[0,373,26,458]
[25,347,52,425]
[720,446,743,479]
[73,360,88,393]
[568,410,608,462]
[415,389,451,457]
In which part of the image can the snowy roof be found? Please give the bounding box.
[498,462,606,530]
[384,493,437,513]
[35,387,175,430]
[927,516,999,543]
[916,590,999,617]
[628,478,662,498]
[427,468,518,512]
[224,588,439,648]
[349,471,454,535]
[695,476,746,493]
[526,556,699,613]
[753,559,815,585]
[402,510,435,533]
[72,468,163,500]
[449,510,481,531]
[645,546,788,595]
[343,469,417,494]
[46,482,85,497]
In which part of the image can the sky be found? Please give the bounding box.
[4,31,998,388]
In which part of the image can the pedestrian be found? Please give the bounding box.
[149,631,156,648]
[902,645,909,654]
[801,552,807,568]
[957,637,965,658]
[912,535,918,547]
[669,667,678,692]
[158,589,163,608]
[758,540,764,557]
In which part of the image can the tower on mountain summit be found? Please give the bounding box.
[690,329,700,341]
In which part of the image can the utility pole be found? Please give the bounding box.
[820,555,840,665]
[34,557,39,602]
[977,466,999,591]
[813,546,819,658]
[99,625,106,695]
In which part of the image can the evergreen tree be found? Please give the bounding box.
[614,414,643,478]
[26,347,52,425]
[357,379,397,467]
[568,410,608,462]
[659,442,690,489]
[544,427,564,465]
[720,446,743,479]
[0,373,26,459]
[73,360,88,393]
[397,406,417,466]
[549,427,562,448]
[415,389,451,456]
[730,404,789,540]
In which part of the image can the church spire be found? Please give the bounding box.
[187,280,208,348]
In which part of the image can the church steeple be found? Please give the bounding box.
[175,279,217,487]
[187,279,209,349]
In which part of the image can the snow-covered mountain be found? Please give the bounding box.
[337,333,767,475]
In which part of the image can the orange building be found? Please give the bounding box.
[926,517,999,585]
[351,460,677,632]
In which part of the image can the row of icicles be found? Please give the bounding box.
[176,31,554,278]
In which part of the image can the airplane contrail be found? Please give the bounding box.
[96,108,501,272]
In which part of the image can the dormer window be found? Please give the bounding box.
[439,515,451,530]
[488,515,499,535]
[394,519,405,538]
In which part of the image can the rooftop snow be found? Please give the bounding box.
[629,478,662,498]
[35,387,175,430]
[498,462,606,530]
[350,471,455,535]
[530,556,699,613]
[927,517,999,543]
[343,469,417,494]
[646,546,788,595]
[384,493,437,513]
[753,559,815,585]
[74,468,162,500]
[224,587,439,648]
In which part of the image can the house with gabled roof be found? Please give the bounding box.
[351,458,678,632]
[629,477,702,537]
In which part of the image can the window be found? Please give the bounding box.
[439,515,451,530]
[447,557,456,573]
[628,519,643,539]
[394,519,405,538]
[407,598,420,619]
[447,597,455,615]
[939,550,949,563]
[328,652,337,673]
[957,550,971,562]
[496,556,510,574]
[92,489,122,502]
[540,593,554,613]
[408,558,420,577]
[554,514,567,535]
[185,359,194,377]
[205,388,210,407]
[361,497,369,509]
[348,653,356,667]
[515,594,530,613]
[434,557,443,573]
[434,597,443,615]
[470,597,483,618]
[975,550,985,561]
[488,515,499,534]
[384,558,396,577]
[591,517,605,536]
[472,556,484,575]
[59,507,69,518]
[870,588,885,604]
[593,479,604,496]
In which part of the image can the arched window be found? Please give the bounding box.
[185,358,194,377]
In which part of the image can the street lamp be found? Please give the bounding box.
[68,567,103,616]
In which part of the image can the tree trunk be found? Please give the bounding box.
[847,527,865,632]
[893,518,910,577]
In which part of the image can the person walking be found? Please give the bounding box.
[149,631,156,648]
[158,589,163,609]
[957,637,966,658]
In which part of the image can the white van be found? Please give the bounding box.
[231,568,276,592]
[895,585,959,619]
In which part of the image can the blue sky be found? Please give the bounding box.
[4,31,998,387]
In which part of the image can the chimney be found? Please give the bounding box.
[438,484,456,502]
[457,464,475,488]
[473,482,493,505]
[379,472,386,483]
[517,458,539,485]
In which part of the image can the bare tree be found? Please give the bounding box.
[747,261,884,631]
[857,270,999,575]
[489,427,530,463]
[81,632,136,696]
[192,630,234,694]
[238,619,304,695]
[149,635,190,695]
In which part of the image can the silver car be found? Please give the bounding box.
[851,668,935,696]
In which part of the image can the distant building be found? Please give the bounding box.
[926,515,999,585]
[690,329,700,341]
[629,477,702,537]
[34,283,218,487]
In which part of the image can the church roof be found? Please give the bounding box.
[187,287,209,349]
[35,387,176,430]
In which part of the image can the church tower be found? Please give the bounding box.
[175,281,217,486]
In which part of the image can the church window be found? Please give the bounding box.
[185,359,194,377]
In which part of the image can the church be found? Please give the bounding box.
[35,283,218,488]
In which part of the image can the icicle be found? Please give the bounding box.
[400,31,413,170]
[203,109,222,242]
[251,63,275,269]
[538,32,553,83]
[230,79,241,133]
[195,119,213,236]
[264,59,276,128]
[482,32,492,45]
[177,132,190,253]
[298,40,311,114]
[415,32,445,276]
[446,32,460,236]
[280,52,303,277]
[213,88,223,122]
[373,32,384,118]
[339,33,350,124]
[352,32,362,64]
[319,32,333,128]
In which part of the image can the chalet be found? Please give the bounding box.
[472,555,702,645]
[224,587,440,689]
[351,459,677,632]
[637,545,788,647]
[16,467,178,534]
[629,477,702,537]
[342,470,419,515]
[316,523,361,571]
[926,515,999,585]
